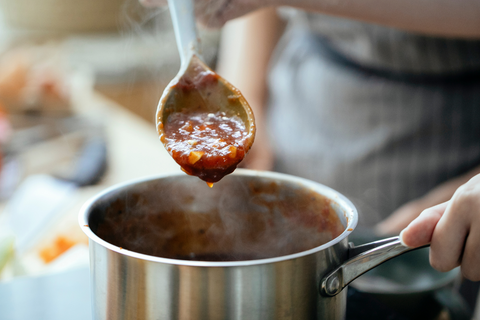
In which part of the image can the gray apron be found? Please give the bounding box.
[267,13,480,226]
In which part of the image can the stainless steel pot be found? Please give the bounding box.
[79,169,424,320]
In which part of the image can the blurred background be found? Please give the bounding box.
[0,1,221,317]
[0,1,479,320]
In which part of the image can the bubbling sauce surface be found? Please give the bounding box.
[163,111,248,183]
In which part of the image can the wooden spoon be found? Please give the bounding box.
[157,0,255,186]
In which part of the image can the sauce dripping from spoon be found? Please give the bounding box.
[157,0,255,186]
[157,55,255,186]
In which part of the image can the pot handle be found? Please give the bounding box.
[320,236,428,297]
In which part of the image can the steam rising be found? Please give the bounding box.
[92,175,345,261]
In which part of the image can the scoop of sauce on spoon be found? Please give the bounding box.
[157,55,255,186]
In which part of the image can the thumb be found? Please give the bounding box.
[400,201,448,248]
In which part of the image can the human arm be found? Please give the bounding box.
[141,0,480,38]
[375,165,480,235]
[216,8,285,170]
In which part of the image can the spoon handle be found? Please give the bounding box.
[168,0,200,66]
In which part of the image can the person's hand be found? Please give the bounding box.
[139,0,269,27]
[400,174,480,281]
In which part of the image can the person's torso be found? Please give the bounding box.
[301,12,480,74]
[267,12,480,226]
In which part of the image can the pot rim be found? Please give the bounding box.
[78,169,358,267]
